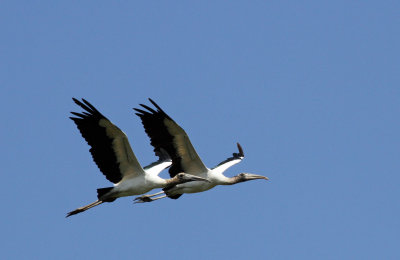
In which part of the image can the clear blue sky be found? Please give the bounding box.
[1,1,399,259]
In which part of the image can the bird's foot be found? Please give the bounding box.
[133,195,154,204]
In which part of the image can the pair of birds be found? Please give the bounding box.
[67,98,269,217]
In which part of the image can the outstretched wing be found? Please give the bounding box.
[212,143,244,174]
[70,98,145,183]
[134,99,208,177]
[142,149,172,176]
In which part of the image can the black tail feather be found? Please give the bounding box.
[168,194,182,199]
[97,187,114,200]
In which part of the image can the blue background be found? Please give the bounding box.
[1,1,399,259]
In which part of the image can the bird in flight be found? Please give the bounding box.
[67,98,208,217]
[133,99,269,203]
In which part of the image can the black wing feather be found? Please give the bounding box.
[212,143,244,169]
[133,99,184,179]
[70,98,123,183]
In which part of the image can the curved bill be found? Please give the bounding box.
[243,173,269,181]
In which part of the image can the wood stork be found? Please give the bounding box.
[66,98,209,217]
[133,99,269,203]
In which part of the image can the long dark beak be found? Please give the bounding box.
[184,174,211,183]
[244,173,269,181]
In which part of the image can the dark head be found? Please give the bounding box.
[233,173,269,183]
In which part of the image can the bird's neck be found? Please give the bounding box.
[148,175,173,189]
[216,175,240,185]
[163,176,180,189]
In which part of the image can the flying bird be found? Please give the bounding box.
[133,99,269,203]
[67,98,208,217]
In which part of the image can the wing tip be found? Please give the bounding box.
[148,98,164,113]
[236,142,244,157]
